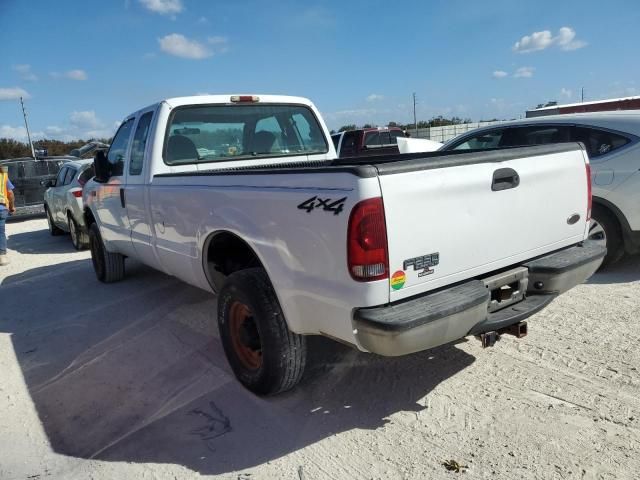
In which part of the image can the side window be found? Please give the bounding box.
[340,131,357,156]
[55,167,68,186]
[107,119,135,176]
[573,127,630,158]
[63,168,77,186]
[331,134,341,150]
[452,129,504,150]
[501,125,571,147]
[78,165,95,186]
[130,112,153,175]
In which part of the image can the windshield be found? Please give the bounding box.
[164,104,328,165]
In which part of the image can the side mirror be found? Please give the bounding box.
[94,150,111,183]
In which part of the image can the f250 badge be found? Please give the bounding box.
[403,252,440,277]
[297,196,346,216]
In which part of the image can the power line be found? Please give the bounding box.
[20,97,36,159]
[413,92,418,136]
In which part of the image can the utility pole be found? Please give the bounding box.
[581,87,584,103]
[412,92,418,137]
[20,97,36,159]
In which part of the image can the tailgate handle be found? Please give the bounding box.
[492,168,520,191]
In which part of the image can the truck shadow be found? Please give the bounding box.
[1,258,475,476]
[587,254,640,285]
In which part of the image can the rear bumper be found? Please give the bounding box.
[353,242,605,356]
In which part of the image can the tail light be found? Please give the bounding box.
[72,190,83,198]
[347,197,389,281]
[585,163,592,221]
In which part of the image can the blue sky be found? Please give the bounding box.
[1,0,639,141]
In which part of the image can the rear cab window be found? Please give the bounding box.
[163,104,328,165]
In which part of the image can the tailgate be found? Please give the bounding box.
[378,144,589,302]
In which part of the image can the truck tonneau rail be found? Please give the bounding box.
[154,143,585,179]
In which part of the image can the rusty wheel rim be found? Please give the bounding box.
[229,301,262,370]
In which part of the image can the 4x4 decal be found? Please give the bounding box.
[297,196,347,216]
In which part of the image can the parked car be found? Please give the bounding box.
[83,94,603,395]
[0,156,72,215]
[440,111,640,267]
[43,159,94,249]
[332,127,406,158]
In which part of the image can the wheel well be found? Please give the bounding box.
[204,231,263,291]
[592,198,623,232]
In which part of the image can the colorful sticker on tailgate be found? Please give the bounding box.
[391,270,406,290]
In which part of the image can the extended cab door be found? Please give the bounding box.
[94,117,136,255]
[123,109,160,269]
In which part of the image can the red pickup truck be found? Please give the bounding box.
[331,127,406,158]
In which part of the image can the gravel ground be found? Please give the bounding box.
[1,217,639,480]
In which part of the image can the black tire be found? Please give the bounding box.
[89,223,125,283]
[45,205,63,236]
[590,205,624,268]
[68,214,89,250]
[218,268,307,395]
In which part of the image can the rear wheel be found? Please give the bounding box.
[68,214,88,250]
[218,268,307,395]
[589,205,624,267]
[89,223,125,282]
[45,205,63,236]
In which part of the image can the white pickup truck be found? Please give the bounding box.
[84,94,605,395]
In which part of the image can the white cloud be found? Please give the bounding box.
[197,16,208,24]
[13,64,38,81]
[0,87,30,100]
[159,33,211,59]
[560,88,573,99]
[555,27,587,51]
[366,94,384,102]
[514,66,535,78]
[50,69,88,80]
[70,110,102,129]
[0,125,28,140]
[492,70,508,79]
[513,27,586,53]
[139,0,182,15]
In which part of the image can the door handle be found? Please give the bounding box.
[120,188,126,208]
[491,168,520,191]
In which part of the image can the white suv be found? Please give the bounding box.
[43,159,94,250]
[441,112,640,266]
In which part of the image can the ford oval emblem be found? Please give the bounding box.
[567,213,580,225]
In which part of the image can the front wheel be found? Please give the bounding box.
[217,268,307,395]
[89,223,125,282]
[589,206,624,268]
